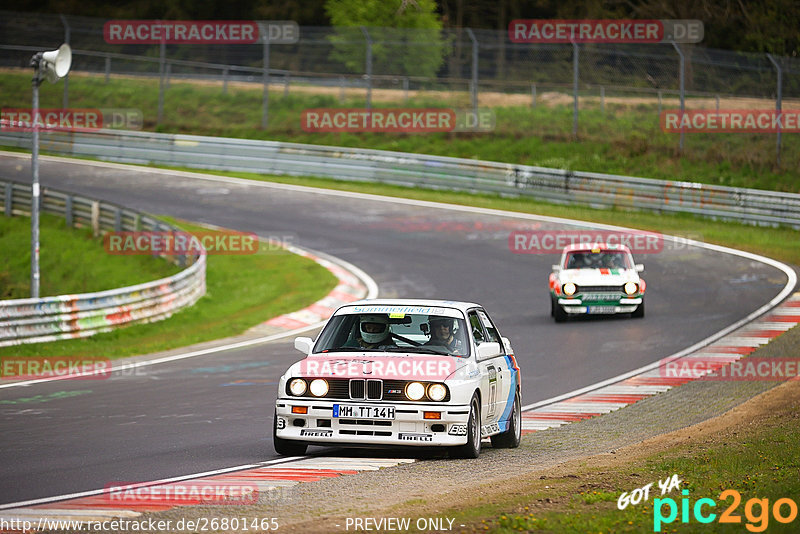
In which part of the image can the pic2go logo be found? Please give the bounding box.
[653,489,798,532]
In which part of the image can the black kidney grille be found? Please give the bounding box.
[349,379,365,399]
[366,379,382,400]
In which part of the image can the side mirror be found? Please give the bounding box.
[501,336,514,355]
[635,264,645,272]
[551,264,561,271]
[476,342,502,361]
[294,337,314,354]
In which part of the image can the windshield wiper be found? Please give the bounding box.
[381,346,452,356]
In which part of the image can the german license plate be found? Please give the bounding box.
[333,404,395,420]
[588,306,617,314]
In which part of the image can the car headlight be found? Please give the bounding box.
[405,381,425,401]
[309,378,329,397]
[562,282,577,296]
[427,383,447,401]
[624,282,638,295]
[288,378,307,396]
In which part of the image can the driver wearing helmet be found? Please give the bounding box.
[425,316,466,355]
[344,314,396,349]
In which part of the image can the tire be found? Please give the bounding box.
[631,300,645,319]
[450,395,481,459]
[491,391,521,449]
[553,301,568,323]
[272,411,308,456]
[550,296,555,317]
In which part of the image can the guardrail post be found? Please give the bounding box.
[531,83,536,108]
[157,40,166,126]
[361,26,373,111]
[60,14,70,108]
[104,56,111,84]
[466,28,478,116]
[91,201,100,237]
[767,53,783,167]
[572,42,579,140]
[222,66,229,94]
[4,183,11,216]
[672,41,685,154]
[133,213,141,231]
[114,208,122,232]
[65,195,73,227]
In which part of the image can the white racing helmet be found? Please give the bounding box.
[360,314,390,344]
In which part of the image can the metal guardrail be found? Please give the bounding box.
[1,129,799,229]
[0,178,206,347]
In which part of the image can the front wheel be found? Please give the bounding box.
[272,410,308,456]
[449,395,481,459]
[491,391,521,449]
[631,300,645,319]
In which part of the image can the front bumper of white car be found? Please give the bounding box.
[557,297,643,314]
[275,398,471,446]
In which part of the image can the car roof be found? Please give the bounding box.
[341,299,482,314]
[561,242,632,254]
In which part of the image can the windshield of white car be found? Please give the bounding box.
[313,313,470,357]
[565,251,632,270]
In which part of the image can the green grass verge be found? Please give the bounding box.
[2,71,798,192]
[0,212,180,299]
[453,386,800,533]
[0,216,337,359]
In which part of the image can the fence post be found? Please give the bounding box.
[403,76,409,104]
[767,54,783,167]
[339,76,345,103]
[466,28,478,115]
[284,72,290,97]
[672,42,685,154]
[658,89,662,115]
[165,62,171,89]
[572,42,579,140]
[600,86,605,115]
[361,26,373,111]
[157,40,166,126]
[222,66,228,94]
[531,83,536,108]
[59,15,71,109]
[262,25,271,129]
[104,55,111,84]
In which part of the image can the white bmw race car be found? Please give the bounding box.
[549,243,646,322]
[273,299,521,458]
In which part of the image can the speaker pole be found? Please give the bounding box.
[30,53,43,298]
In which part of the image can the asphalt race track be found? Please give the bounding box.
[0,154,791,504]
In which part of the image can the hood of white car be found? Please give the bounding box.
[558,268,639,287]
